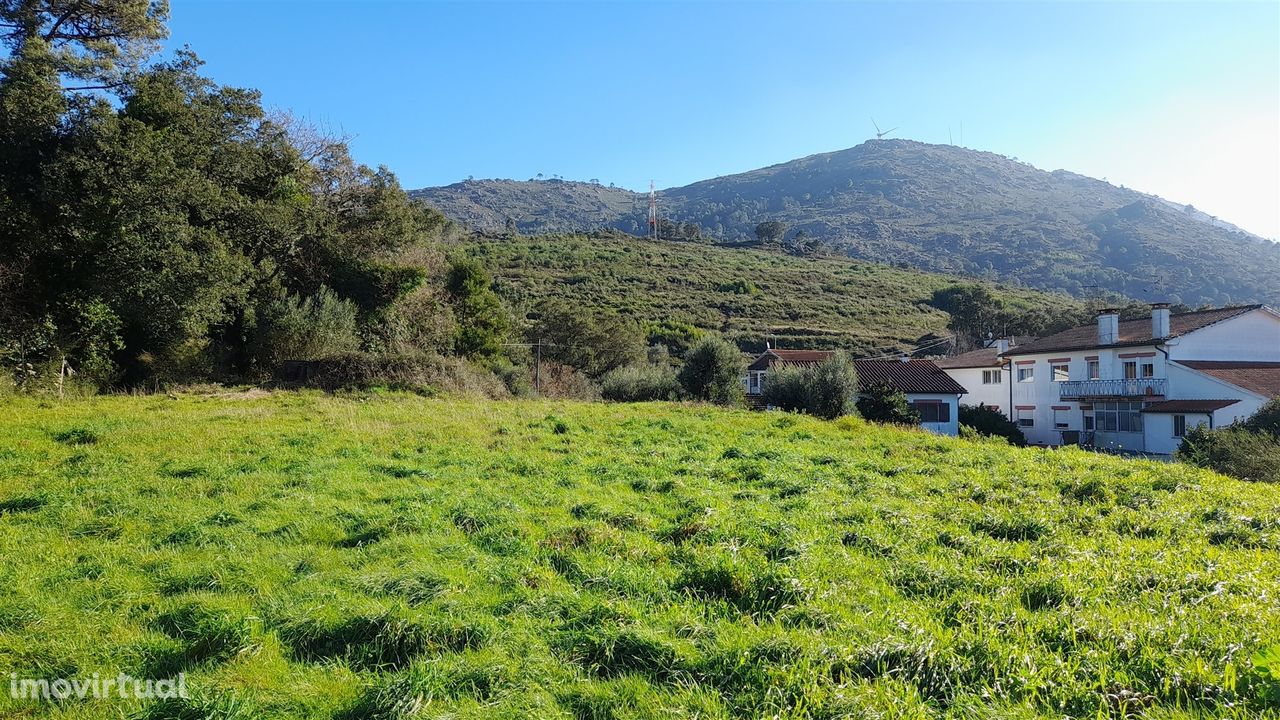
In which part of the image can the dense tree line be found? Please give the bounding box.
[0,0,503,389]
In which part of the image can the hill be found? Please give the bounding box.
[413,140,1280,307]
[0,392,1277,718]
[461,232,1086,354]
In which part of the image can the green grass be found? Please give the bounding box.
[1,391,1278,719]
[465,233,1083,353]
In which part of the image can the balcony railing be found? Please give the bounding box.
[1058,378,1167,399]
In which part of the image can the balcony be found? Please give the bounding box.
[1058,378,1166,400]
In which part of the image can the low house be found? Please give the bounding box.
[743,349,967,436]
[982,304,1280,456]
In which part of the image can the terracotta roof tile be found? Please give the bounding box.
[1176,361,1280,398]
[1008,305,1264,356]
[934,347,1001,369]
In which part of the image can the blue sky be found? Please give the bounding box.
[167,1,1280,239]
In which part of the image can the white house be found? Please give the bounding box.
[959,303,1280,456]
[743,349,967,436]
[932,337,1034,415]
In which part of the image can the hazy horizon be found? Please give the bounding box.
[168,1,1279,240]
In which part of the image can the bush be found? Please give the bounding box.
[1177,425,1280,483]
[600,364,681,402]
[856,382,920,425]
[678,335,744,406]
[764,352,859,420]
[253,288,360,374]
[302,351,508,397]
[1243,398,1280,438]
[959,404,1026,446]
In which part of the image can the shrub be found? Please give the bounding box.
[1177,425,1280,483]
[678,335,744,406]
[856,382,920,425]
[959,404,1026,445]
[253,288,360,374]
[600,364,681,402]
[304,351,508,397]
[1243,398,1280,438]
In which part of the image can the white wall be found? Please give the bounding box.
[908,393,960,436]
[1168,309,1280,361]
[944,367,1009,417]
[1143,413,1211,456]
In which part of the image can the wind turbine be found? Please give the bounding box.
[871,118,899,140]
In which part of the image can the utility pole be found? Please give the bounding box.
[534,338,541,395]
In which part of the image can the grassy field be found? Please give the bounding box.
[0,392,1277,719]
[464,233,1083,354]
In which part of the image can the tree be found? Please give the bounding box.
[446,257,509,358]
[762,363,807,412]
[763,353,859,419]
[530,301,645,378]
[804,351,858,419]
[678,335,743,405]
[856,383,919,425]
[754,220,786,246]
[959,404,1026,445]
[1,0,170,89]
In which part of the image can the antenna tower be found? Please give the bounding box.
[648,180,658,241]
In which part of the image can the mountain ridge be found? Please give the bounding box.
[412,140,1280,306]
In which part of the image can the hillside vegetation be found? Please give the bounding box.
[463,232,1085,354]
[1,393,1278,719]
[414,140,1280,307]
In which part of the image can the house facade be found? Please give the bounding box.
[744,350,967,436]
[978,304,1280,456]
[932,338,1033,415]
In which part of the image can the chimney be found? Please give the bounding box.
[1151,302,1171,339]
[995,338,1010,354]
[1097,309,1120,345]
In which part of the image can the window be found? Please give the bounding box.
[1017,408,1034,428]
[1017,366,1034,383]
[1051,364,1069,382]
[982,369,1002,385]
[1086,360,1100,380]
[1173,415,1186,438]
[1141,362,1155,378]
[1095,401,1143,433]
[1054,408,1070,429]
[1083,415,1095,431]
[1123,361,1138,380]
[912,401,951,424]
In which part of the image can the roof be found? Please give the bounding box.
[747,351,967,395]
[854,359,968,395]
[934,347,1002,369]
[1007,305,1264,356]
[1176,361,1280,399]
[1141,399,1240,414]
[747,349,835,372]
